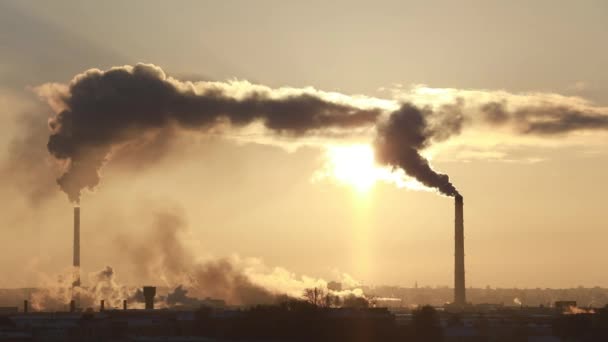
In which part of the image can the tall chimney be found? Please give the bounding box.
[123,299,127,311]
[143,286,156,310]
[73,207,81,288]
[454,195,466,307]
[23,300,28,314]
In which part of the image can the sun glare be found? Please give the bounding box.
[325,145,380,192]
[318,144,427,193]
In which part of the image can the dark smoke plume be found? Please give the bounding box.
[480,101,608,135]
[375,103,464,196]
[373,97,608,197]
[35,64,608,200]
[41,64,381,202]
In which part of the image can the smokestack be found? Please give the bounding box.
[69,300,76,313]
[73,207,80,287]
[123,300,127,311]
[23,300,28,314]
[454,195,466,307]
[100,300,105,312]
[143,286,156,310]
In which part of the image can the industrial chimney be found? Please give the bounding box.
[143,286,156,310]
[454,195,466,307]
[73,207,80,288]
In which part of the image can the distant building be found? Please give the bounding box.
[554,301,577,312]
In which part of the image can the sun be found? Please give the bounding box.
[325,145,379,192]
[318,144,420,193]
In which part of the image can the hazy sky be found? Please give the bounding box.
[1,0,608,290]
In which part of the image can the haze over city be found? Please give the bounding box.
[2,0,608,300]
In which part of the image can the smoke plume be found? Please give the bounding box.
[38,63,382,203]
[374,103,464,196]
[29,266,140,311]
[115,209,277,305]
[39,64,608,200]
[480,101,608,135]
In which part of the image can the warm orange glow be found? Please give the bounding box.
[326,145,378,192]
[319,144,425,193]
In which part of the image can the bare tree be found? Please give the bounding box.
[303,287,327,307]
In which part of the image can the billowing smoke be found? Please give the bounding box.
[29,266,140,311]
[114,209,277,306]
[38,64,608,200]
[374,103,464,196]
[38,63,382,203]
[166,285,199,307]
[118,209,365,306]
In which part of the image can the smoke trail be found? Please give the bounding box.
[37,63,382,203]
[480,101,608,135]
[39,64,608,200]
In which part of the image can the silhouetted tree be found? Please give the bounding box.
[304,287,327,306]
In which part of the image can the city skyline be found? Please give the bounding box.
[1,0,608,295]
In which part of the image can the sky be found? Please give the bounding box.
[1,0,608,291]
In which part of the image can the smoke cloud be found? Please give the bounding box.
[38,63,382,203]
[38,64,608,200]
[29,266,139,311]
[117,209,365,306]
[116,209,276,306]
